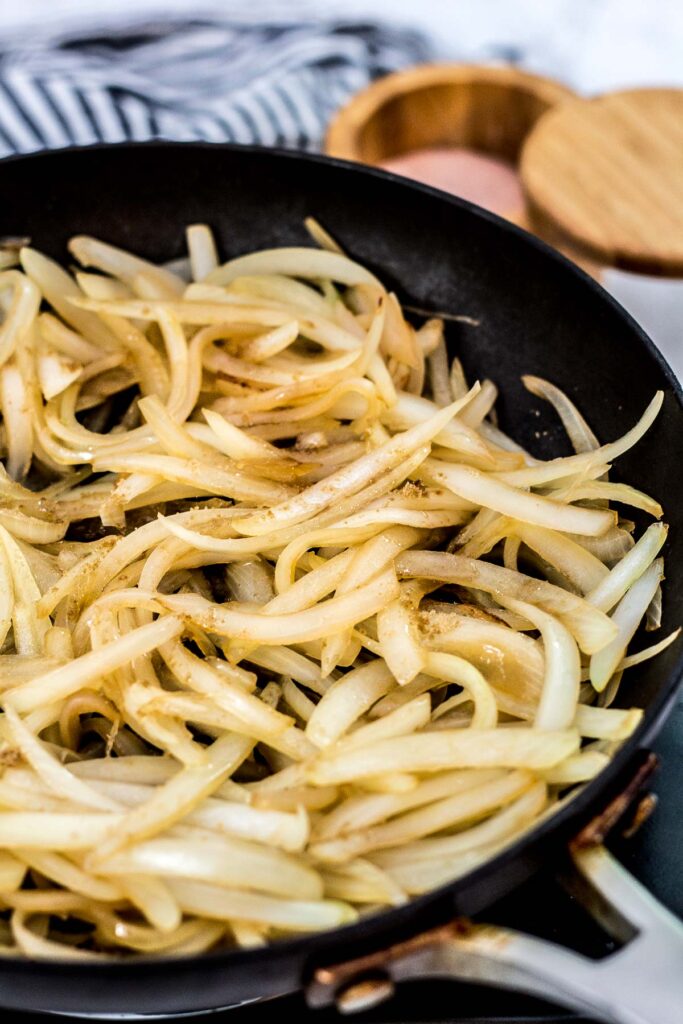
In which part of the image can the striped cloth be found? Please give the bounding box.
[0,17,430,157]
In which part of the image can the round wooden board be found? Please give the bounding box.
[520,88,683,276]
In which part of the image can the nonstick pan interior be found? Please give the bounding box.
[0,143,681,1017]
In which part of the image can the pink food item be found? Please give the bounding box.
[379,146,525,217]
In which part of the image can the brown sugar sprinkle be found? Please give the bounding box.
[0,745,24,768]
[399,479,428,499]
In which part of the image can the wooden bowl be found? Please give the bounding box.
[325,63,597,269]
[325,63,575,172]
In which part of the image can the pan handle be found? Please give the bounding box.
[308,844,683,1023]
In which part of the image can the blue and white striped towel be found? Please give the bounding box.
[0,17,431,157]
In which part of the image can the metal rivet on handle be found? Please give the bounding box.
[335,976,396,1015]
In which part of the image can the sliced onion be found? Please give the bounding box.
[496,392,663,488]
[423,650,498,729]
[186,224,219,282]
[3,704,120,812]
[160,568,399,646]
[523,376,599,453]
[205,247,380,289]
[587,523,668,613]
[501,598,580,731]
[514,523,609,594]
[424,461,614,536]
[590,559,664,691]
[309,729,579,785]
[305,660,394,748]
[4,615,184,713]
[309,770,534,862]
[0,270,41,369]
[69,236,184,298]
[0,362,33,481]
[233,395,475,536]
[397,550,617,654]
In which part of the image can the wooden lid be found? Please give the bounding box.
[521,88,683,276]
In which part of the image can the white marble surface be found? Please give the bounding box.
[3,1,683,93]
[605,272,683,381]
[2,0,681,375]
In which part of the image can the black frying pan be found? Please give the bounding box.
[0,143,681,1021]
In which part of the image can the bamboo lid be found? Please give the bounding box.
[520,88,683,276]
